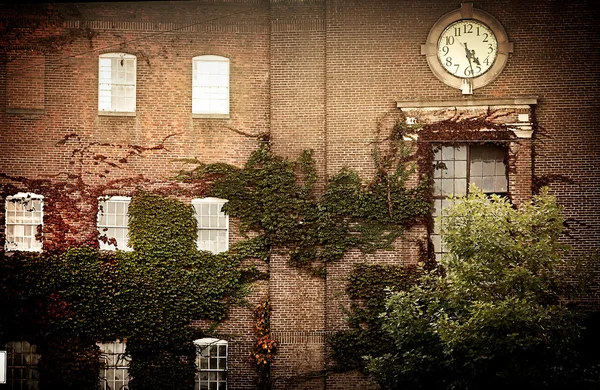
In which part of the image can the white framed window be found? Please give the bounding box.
[97,196,132,251]
[5,193,43,252]
[192,55,230,116]
[4,340,41,389]
[98,340,130,390]
[194,338,227,390]
[432,144,508,262]
[192,198,229,254]
[98,53,136,113]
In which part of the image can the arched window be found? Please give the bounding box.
[192,55,230,116]
[98,53,136,113]
[98,340,130,390]
[194,338,228,390]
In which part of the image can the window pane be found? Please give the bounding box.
[469,145,507,194]
[5,195,43,251]
[495,176,508,192]
[455,160,467,178]
[99,54,136,112]
[98,197,131,251]
[441,179,454,196]
[441,146,454,160]
[454,146,467,160]
[454,179,467,195]
[192,57,230,115]
[483,177,494,192]
[442,161,454,178]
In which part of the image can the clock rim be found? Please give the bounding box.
[421,4,513,90]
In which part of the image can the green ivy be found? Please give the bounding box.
[327,262,433,371]
[1,119,433,387]
[0,192,249,389]
[179,139,430,274]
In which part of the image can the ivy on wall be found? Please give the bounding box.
[0,111,538,387]
[178,133,431,276]
[327,261,435,372]
[252,300,277,390]
[0,192,249,389]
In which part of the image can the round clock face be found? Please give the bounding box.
[437,19,498,79]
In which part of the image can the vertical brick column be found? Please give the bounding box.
[269,1,327,388]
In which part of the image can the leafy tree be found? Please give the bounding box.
[366,188,599,390]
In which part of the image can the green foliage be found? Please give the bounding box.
[365,188,599,390]
[0,192,246,389]
[191,143,430,271]
[1,127,430,387]
[328,263,426,371]
[128,190,197,257]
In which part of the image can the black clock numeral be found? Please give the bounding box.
[483,56,490,66]
[453,64,460,74]
[475,65,481,74]
[464,67,473,77]
[445,57,453,67]
[476,26,481,36]
[442,46,450,56]
[445,36,455,45]
[463,24,473,34]
[482,33,489,42]
[454,27,461,37]
[488,43,494,54]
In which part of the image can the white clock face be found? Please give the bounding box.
[437,19,498,79]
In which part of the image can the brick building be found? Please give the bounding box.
[0,0,598,389]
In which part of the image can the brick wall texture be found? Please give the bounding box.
[1,0,598,389]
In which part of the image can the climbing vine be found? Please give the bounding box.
[0,191,251,389]
[1,109,546,387]
[177,132,431,275]
[327,260,436,372]
[252,300,277,389]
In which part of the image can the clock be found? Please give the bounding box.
[421,3,513,93]
[437,19,498,79]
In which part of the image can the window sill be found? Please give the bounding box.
[192,113,230,119]
[5,248,43,253]
[98,111,136,117]
[6,108,45,115]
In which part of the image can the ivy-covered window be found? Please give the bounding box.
[4,193,43,252]
[98,53,136,113]
[4,340,41,389]
[192,55,230,116]
[97,196,132,251]
[432,144,508,261]
[98,340,130,390]
[192,198,229,254]
[194,338,228,390]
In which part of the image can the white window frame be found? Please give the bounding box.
[192,198,229,254]
[4,340,40,388]
[432,144,508,262]
[194,338,228,390]
[5,192,43,252]
[97,196,132,251]
[98,53,137,114]
[98,340,130,390]
[192,55,230,116]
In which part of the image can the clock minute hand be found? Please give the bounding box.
[462,41,475,77]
